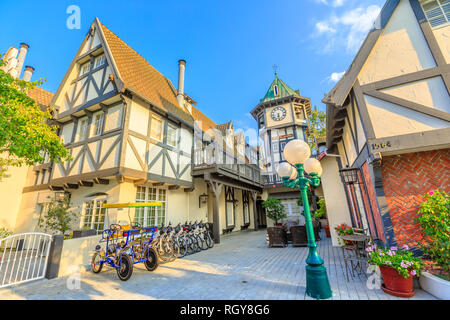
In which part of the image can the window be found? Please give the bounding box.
[94,54,106,69]
[82,199,107,234]
[295,106,304,120]
[258,114,265,128]
[225,186,235,228]
[78,118,89,141]
[135,186,167,227]
[167,123,178,147]
[420,0,450,28]
[151,115,163,141]
[273,85,279,97]
[80,62,91,76]
[92,112,104,137]
[242,191,250,225]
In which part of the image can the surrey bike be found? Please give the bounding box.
[91,223,159,281]
[90,202,162,281]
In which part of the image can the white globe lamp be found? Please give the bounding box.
[283,139,311,165]
[304,158,323,176]
[276,162,293,178]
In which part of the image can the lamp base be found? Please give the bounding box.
[306,265,333,299]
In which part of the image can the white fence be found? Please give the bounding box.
[0,233,52,288]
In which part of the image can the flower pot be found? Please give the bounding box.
[419,271,450,300]
[274,223,283,227]
[323,225,331,238]
[319,219,328,228]
[379,266,415,298]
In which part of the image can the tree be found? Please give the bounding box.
[0,56,71,178]
[39,195,78,235]
[262,198,286,225]
[307,105,327,153]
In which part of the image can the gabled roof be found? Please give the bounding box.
[191,105,217,134]
[216,121,233,135]
[28,86,54,110]
[97,20,193,125]
[322,0,400,108]
[261,74,299,103]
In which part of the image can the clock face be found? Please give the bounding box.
[271,107,287,121]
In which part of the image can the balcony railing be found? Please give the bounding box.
[193,149,264,186]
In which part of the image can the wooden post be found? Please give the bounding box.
[208,181,223,244]
[251,191,259,231]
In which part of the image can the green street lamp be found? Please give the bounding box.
[276,139,332,300]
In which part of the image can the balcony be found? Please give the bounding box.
[192,149,264,189]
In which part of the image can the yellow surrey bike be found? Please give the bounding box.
[91,202,162,281]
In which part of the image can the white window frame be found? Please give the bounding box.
[135,186,167,227]
[81,197,108,234]
[420,0,450,29]
[80,62,91,76]
[151,115,163,141]
[92,112,104,137]
[166,122,178,147]
[78,117,89,141]
[94,54,106,69]
[273,85,279,97]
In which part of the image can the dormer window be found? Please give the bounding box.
[94,54,106,69]
[273,85,279,97]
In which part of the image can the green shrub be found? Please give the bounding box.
[314,198,327,219]
[263,198,286,225]
[415,190,450,276]
[0,227,12,239]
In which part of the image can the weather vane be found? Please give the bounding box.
[272,64,278,76]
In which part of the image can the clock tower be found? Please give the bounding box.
[251,72,312,223]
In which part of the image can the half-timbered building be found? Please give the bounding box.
[322,0,450,250]
[12,18,265,243]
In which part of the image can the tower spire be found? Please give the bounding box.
[272,64,278,77]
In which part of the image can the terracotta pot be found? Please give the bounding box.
[274,223,283,227]
[323,225,331,238]
[379,266,415,298]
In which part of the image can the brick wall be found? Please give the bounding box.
[381,149,450,249]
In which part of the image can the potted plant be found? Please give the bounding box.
[367,244,422,298]
[262,198,286,226]
[335,223,354,245]
[415,190,450,300]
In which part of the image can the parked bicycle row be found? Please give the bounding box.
[90,220,215,281]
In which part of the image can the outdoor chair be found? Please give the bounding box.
[290,225,308,247]
[342,237,370,281]
[312,219,321,241]
[283,220,298,243]
[267,227,287,248]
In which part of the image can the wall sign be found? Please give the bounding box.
[370,141,392,151]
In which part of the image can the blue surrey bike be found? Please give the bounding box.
[90,202,161,281]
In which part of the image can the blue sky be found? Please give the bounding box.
[0,0,385,131]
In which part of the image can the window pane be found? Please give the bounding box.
[93,113,104,136]
[151,116,163,140]
[226,202,234,226]
[167,124,178,147]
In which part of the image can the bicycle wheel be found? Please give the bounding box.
[168,239,178,262]
[117,253,133,281]
[197,234,208,250]
[91,252,104,273]
[177,238,188,258]
[144,247,159,271]
[206,232,215,248]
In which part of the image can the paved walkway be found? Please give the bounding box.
[0,230,436,300]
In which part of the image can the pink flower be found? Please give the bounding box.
[403,245,409,250]
[410,270,417,276]
[385,261,392,265]
[390,246,397,251]
[428,190,435,195]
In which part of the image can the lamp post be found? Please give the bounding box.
[276,139,332,299]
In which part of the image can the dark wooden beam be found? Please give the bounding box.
[64,183,79,189]
[184,187,195,193]
[169,185,180,191]
[49,186,64,191]
[94,178,110,185]
[78,180,94,187]
[152,182,164,187]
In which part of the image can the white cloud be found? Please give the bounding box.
[313,4,381,54]
[328,71,345,83]
[314,0,346,7]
